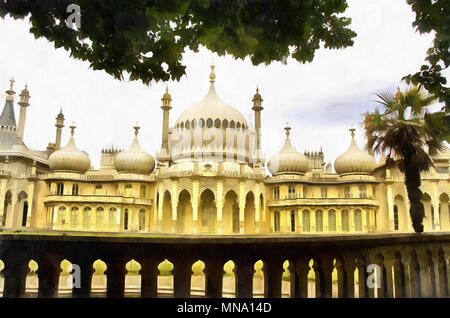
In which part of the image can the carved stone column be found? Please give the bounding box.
[37,255,62,298]
[2,256,29,298]
[173,259,192,298]
[139,257,159,298]
[234,259,254,298]
[205,259,225,298]
[72,258,95,298]
[105,259,127,298]
[294,257,310,298]
[263,259,283,298]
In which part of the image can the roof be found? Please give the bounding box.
[0,99,16,127]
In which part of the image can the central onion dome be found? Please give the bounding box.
[114,125,155,174]
[170,64,252,164]
[267,126,309,175]
[334,128,376,175]
[175,64,248,129]
[48,124,91,173]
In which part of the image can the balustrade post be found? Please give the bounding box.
[205,259,225,298]
[294,257,310,298]
[173,259,192,298]
[37,255,62,298]
[288,261,298,298]
[318,257,333,298]
[375,253,390,298]
[234,259,254,298]
[335,258,346,298]
[2,256,29,298]
[356,256,368,298]
[263,259,283,298]
[105,259,127,298]
[419,250,436,297]
[72,258,95,298]
[139,257,159,298]
[409,251,421,297]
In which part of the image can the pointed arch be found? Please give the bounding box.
[223,190,239,234]
[157,259,174,297]
[253,260,264,297]
[92,259,107,297]
[162,190,172,232]
[223,260,236,298]
[2,190,12,226]
[177,189,192,233]
[439,193,449,230]
[191,260,206,297]
[199,189,216,233]
[125,259,142,297]
[58,259,74,297]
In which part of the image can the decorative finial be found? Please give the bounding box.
[9,77,15,91]
[69,122,76,136]
[209,62,216,85]
[284,123,291,139]
[349,128,356,140]
[133,123,140,136]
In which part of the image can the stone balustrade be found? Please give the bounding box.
[0,232,449,298]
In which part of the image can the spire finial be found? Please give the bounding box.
[133,123,140,136]
[349,128,356,140]
[284,122,291,139]
[9,77,15,91]
[209,62,216,85]
[69,122,76,136]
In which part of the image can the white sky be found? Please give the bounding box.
[0,0,446,170]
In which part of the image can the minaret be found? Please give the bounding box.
[0,78,18,150]
[17,84,31,140]
[252,87,263,160]
[55,109,65,150]
[157,87,172,162]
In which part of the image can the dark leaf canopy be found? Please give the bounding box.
[0,0,356,84]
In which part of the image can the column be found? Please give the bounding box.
[343,256,355,298]
[105,259,127,298]
[349,209,355,232]
[310,210,316,232]
[25,177,35,227]
[216,181,223,234]
[139,257,159,298]
[392,255,406,298]
[0,178,8,226]
[362,209,368,232]
[173,259,192,298]
[294,257,310,298]
[171,182,178,224]
[386,185,394,231]
[2,256,29,298]
[234,259,254,298]
[254,190,260,233]
[72,258,95,298]
[263,259,283,298]
[432,187,440,231]
[336,209,342,232]
[317,257,333,298]
[324,209,329,232]
[37,256,61,298]
[298,209,302,233]
[192,180,199,232]
[205,259,225,298]
[157,188,163,232]
[239,182,245,233]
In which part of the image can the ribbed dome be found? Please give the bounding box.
[114,127,155,174]
[334,129,376,175]
[48,133,90,173]
[267,127,309,175]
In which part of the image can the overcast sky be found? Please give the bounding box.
[0,0,446,170]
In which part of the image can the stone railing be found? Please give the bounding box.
[0,232,449,298]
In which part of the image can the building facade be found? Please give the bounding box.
[0,66,449,237]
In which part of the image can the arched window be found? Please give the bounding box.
[321,187,327,198]
[344,186,350,198]
[214,118,221,128]
[354,209,362,231]
[273,186,280,200]
[124,208,129,230]
[359,186,367,198]
[180,121,184,129]
[316,210,323,232]
[185,120,190,129]
[57,206,66,228]
[2,191,12,226]
[222,119,228,128]
[394,205,399,231]
[199,118,205,128]
[274,211,280,232]
[236,122,241,129]
[302,210,310,232]
[70,207,79,228]
[96,207,104,230]
[140,185,146,198]
[192,119,197,128]
[108,207,117,231]
[288,186,295,199]
[328,209,336,232]
[206,118,213,128]
[83,207,92,229]
[139,209,146,231]
[291,210,296,232]
[57,183,64,195]
[230,120,235,129]
[72,184,79,196]
[21,201,28,227]
[341,210,349,232]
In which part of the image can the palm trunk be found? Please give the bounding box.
[404,159,425,233]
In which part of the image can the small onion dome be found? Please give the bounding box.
[48,124,90,173]
[334,128,376,175]
[267,126,309,175]
[114,125,155,174]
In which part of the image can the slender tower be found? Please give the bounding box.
[17,84,31,140]
[252,87,263,163]
[55,109,65,150]
[157,87,172,163]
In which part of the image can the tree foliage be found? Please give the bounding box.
[0,0,356,84]
[404,0,450,116]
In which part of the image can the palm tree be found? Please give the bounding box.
[364,86,448,233]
